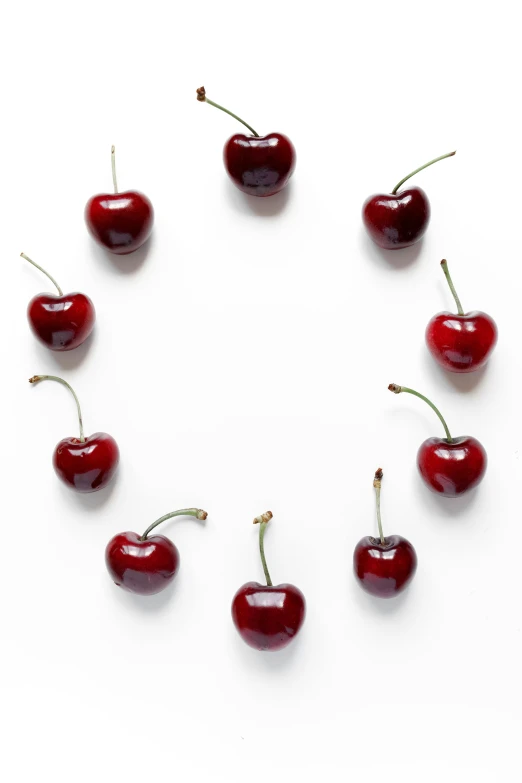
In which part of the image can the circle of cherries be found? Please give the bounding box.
[21,91,495,649]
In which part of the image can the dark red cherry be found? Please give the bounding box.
[353,470,417,598]
[231,511,306,651]
[197,86,295,197]
[29,375,119,493]
[389,384,487,497]
[426,260,498,373]
[362,151,455,249]
[105,509,207,596]
[22,253,95,351]
[85,146,153,255]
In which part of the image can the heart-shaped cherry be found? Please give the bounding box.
[362,151,455,249]
[106,508,208,596]
[388,383,487,497]
[29,374,119,492]
[197,86,296,197]
[22,252,95,351]
[354,468,417,598]
[231,511,306,652]
[426,259,498,373]
[85,146,154,255]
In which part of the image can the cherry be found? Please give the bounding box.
[362,151,455,249]
[29,375,119,492]
[197,86,295,197]
[353,469,417,598]
[85,146,153,255]
[22,253,95,351]
[106,508,208,596]
[231,511,306,652]
[388,383,487,497]
[426,259,498,373]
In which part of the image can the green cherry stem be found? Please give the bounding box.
[111,146,118,193]
[21,253,63,296]
[392,150,456,195]
[388,383,453,443]
[196,86,259,137]
[140,508,208,541]
[29,375,85,442]
[253,511,274,586]
[440,259,464,315]
[373,468,385,545]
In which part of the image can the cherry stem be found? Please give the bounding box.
[388,384,453,442]
[373,468,385,545]
[29,375,85,442]
[21,253,63,296]
[440,259,464,315]
[140,508,208,541]
[253,511,273,586]
[391,150,456,194]
[196,86,259,137]
[111,146,118,193]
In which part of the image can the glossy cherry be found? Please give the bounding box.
[29,374,119,492]
[106,508,208,596]
[23,253,95,351]
[85,146,153,254]
[354,469,417,598]
[362,151,455,249]
[231,511,306,652]
[426,259,498,373]
[388,383,487,497]
[197,86,295,197]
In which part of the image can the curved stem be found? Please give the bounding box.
[392,150,456,194]
[373,468,385,545]
[388,384,453,442]
[21,253,63,296]
[253,511,273,586]
[140,508,208,541]
[196,86,259,137]
[111,146,118,193]
[440,259,464,315]
[29,375,85,442]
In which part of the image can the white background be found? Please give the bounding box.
[1,1,521,780]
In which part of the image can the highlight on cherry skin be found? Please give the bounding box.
[84,145,154,255]
[353,469,417,598]
[388,384,487,497]
[22,252,95,351]
[29,375,119,493]
[231,511,306,652]
[105,508,208,596]
[362,151,456,249]
[426,259,498,373]
[196,86,296,198]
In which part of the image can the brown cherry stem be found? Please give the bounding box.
[196,86,259,137]
[373,468,385,545]
[29,375,85,442]
[440,259,464,315]
[140,508,208,541]
[21,253,63,296]
[388,383,453,442]
[392,151,456,194]
[111,146,118,193]
[253,511,273,586]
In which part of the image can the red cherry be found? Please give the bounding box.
[426,259,498,373]
[29,375,119,493]
[22,253,95,351]
[362,151,455,249]
[105,508,208,596]
[231,511,306,651]
[85,146,153,255]
[353,469,417,598]
[197,86,296,197]
[388,384,487,497]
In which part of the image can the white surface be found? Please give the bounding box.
[1,1,521,780]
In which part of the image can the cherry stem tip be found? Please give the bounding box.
[253,511,273,525]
